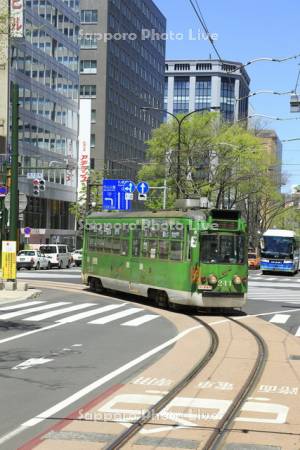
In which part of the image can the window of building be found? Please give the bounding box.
[80,60,97,74]
[195,76,211,111]
[80,10,98,23]
[80,35,98,49]
[220,78,235,122]
[173,77,189,114]
[80,85,96,97]
[91,109,96,123]
[90,133,95,148]
[90,158,95,169]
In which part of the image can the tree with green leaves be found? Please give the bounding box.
[138,112,276,211]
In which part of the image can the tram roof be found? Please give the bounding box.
[87,209,242,220]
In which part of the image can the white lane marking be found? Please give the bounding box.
[89,308,142,325]
[250,282,300,288]
[0,301,46,310]
[0,323,202,446]
[122,314,159,327]
[295,326,300,337]
[72,344,82,347]
[146,390,169,395]
[23,303,96,321]
[0,307,300,445]
[12,357,53,370]
[0,302,71,320]
[56,304,125,324]
[269,314,290,324]
[0,323,63,345]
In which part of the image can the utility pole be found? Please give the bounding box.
[9,83,19,242]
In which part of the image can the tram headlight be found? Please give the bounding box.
[233,275,242,285]
[208,274,218,285]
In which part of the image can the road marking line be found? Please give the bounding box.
[0,302,71,320]
[12,357,53,370]
[0,301,46,310]
[295,326,300,337]
[56,304,126,323]
[269,314,290,324]
[89,308,142,325]
[1,307,300,446]
[23,303,96,321]
[0,324,202,446]
[0,323,63,345]
[122,315,159,327]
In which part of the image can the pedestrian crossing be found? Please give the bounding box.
[0,301,160,328]
[249,274,300,282]
[266,313,300,337]
[248,287,300,304]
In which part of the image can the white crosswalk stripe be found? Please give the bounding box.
[0,300,159,329]
[0,302,71,320]
[295,327,300,337]
[122,315,159,327]
[88,307,143,325]
[23,303,96,321]
[269,314,290,324]
[56,304,126,324]
[0,301,46,310]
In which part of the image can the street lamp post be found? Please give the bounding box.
[141,107,217,199]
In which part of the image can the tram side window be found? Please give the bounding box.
[142,239,157,259]
[88,235,97,251]
[132,226,142,257]
[170,241,183,261]
[159,240,169,259]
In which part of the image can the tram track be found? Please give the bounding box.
[103,315,268,450]
[25,279,270,450]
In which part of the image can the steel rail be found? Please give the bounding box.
[203,316,268,450]
[104,316,219,450]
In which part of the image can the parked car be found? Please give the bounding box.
[17,250,51,270]
[71,249,82,266]
[39,244,72,269]
[248,251,260,269]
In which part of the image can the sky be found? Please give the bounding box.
[154,0,300,192]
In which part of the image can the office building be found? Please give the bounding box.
[80,0,166,179]
[9,0,80,246]
[164,59,250,122]
[257,129,282,190]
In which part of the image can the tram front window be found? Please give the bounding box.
[200,234,245,264]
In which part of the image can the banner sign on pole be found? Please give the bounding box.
[1,240,17,280]
[10,0,24,38]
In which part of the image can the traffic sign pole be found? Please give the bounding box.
[9,83,19,245]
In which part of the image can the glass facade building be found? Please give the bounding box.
[80,0,166,180]
[165,60,250,122]
[10,0,80,245]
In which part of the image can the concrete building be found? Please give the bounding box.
[164,59,250,122]
[257,130,282,190]
[79,0,166,179]
[9,0,80,246]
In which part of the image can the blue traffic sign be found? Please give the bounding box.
[24,227,31,235]
[102,179,132,211]
[137,182,149,195]
[0,186,8,197]
[123,181,136,193]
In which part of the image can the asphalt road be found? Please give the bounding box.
[17,266,300,337]
[0,287,177,449]
[0,267,298,448]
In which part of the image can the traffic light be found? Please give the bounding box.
[32,179,40,196]
[39,179,46,191]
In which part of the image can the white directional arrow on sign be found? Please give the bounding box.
[12,357,53,370]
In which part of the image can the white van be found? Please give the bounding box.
[39,244,72,269]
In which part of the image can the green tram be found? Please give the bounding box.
[82,209,248,309]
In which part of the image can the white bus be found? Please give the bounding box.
[260,229,300,274]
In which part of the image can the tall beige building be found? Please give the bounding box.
[257,129,282,190]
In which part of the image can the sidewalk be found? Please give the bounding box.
[0,288,41,304]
